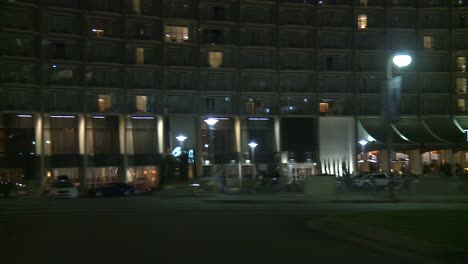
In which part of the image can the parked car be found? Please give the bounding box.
[88,183,135,197]
[366,173,396,189]
[352,174,370,189]
[48,181,80,198]
[0,180,15,198]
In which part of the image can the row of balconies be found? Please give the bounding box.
[2,38,468,73]
[1,87,466,117]
[3,14,468,51]
[2,59,468,94]
[5,0,468,17]
[4,2,468,31]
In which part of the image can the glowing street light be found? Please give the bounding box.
[385,52,412,171]
[175,135,187,143]
[392,54,412,68]
[175,135,187,150]
[204,118,219,126]
[248,142,258,180]
[358,139,368,161]
[204,118,219,177]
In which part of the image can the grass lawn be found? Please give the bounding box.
[337,209,468,251]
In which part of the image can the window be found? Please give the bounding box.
[164,25,189,42]
[457,57,467,72]
[319,102,329,114]
[136,47,144,64]
[423,36,433,49]
[319,99,340,115]
[132,0,141,15]
[98,95,112,112]
[135,95,148,112]
[91,28,105,37]
[360,0,368,6]
[459,99,466,112]
[208,51,223,68]
[243,97,272,115]
[457,78,468,94]
[357,14,368,29]
[50,67,74,84]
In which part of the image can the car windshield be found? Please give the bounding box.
[52,181,74,188]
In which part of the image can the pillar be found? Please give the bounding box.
[234,116,242,181]
[78,114,88,194]
[274,116,281,152]
[380,150,390,172]
[119,115,128,183]
[35,114,44,187]
[408,149,422,175]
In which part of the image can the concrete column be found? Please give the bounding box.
[440,149,454,165]
[380,150,390,172]
[234,116,242,181]
[35,114,45,187]
[157,116,165,154]
[119,115,128,183]
[78,114,88,194]
[274,116,281,152]
[408,150,422,175]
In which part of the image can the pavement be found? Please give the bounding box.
[305,217,468,264]
[2,193,468,263]
[153,186,468,204]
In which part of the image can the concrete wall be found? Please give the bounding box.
[319,117,356,175]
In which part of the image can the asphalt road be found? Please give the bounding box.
[1,197,465,264]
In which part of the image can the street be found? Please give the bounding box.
[1,196,465,264]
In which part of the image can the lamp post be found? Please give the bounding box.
[204,118,219,177]
[358,139,368,160]
[175,135,187,149]
[248,142,258,180]
[385,53,412,172]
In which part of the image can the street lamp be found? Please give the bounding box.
[204,118,219,177]
[358,139,368,153]
[175,135,187,148]
[248,142,258,180]
[385,52,412,172]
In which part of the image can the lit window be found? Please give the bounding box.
[458,99,466,112]
[423,36,433,49]
[136,95,148,112]
[164,26,189,42]
[132,0,141,15]
[360,0,368,6]
[51,69,73,81]
[457,78,468,94]
[422,151,439,165]
[457,57,467,72]
[208,51,223,68]
[136,47,144,64]
[98,94,112,112]
[91,27,105,37]
[319,102,329,113]
[244,97,266,114]
[357,14,367,29]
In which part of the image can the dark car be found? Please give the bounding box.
[0,180,15,198]
[88,182,135,197]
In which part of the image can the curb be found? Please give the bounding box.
[305,217,468,264]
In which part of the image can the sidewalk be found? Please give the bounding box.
[152,186,468,203]
[200,192,394,203]
[306,214,468,264]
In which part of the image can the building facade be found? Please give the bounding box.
[1,0,468,190]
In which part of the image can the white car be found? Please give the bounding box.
[352,174,370,189]
[48,181,80,198]
[366,173,396,189]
